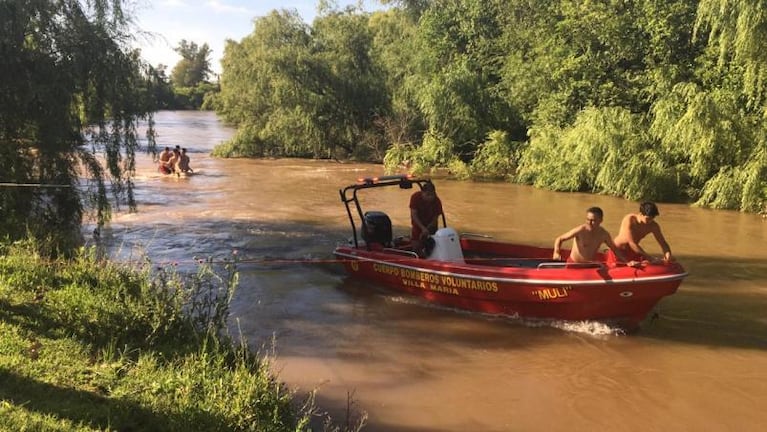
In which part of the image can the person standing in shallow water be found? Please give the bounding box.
[553,207,635,265]
[613,201,674,263]
[177,148,193,174]
[158,147,173,174]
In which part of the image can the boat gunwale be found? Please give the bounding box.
[333,248,689,287]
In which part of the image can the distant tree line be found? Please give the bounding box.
[211,0,767,213]
[147,40,219,110]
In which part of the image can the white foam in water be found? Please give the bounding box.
[384,295,626,336]
[551,319,624,336]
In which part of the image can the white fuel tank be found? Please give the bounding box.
[427,227,464,262]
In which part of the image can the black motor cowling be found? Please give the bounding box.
[362,211,392,247]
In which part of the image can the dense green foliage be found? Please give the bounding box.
[212,7,388,159]
[171,40,213,87]
[0,2,223,251]
[214,0,767,212]
[0,0,156,250]
[148,40,220,110]
[0,241,315,431]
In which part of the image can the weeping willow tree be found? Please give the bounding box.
[689,0,767,211]
[213,10,315,158]
[649,81,761,210]
[469,130,523,181]
[0,0,156,251]
[213,6,388,159]
[696,0,767,108]
[408,0,514,160]
[382,130,470,178]
[207,0,766,212]
[517,107,680,201]
[507,0,765,211]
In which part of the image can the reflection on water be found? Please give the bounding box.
[98,111,767,431]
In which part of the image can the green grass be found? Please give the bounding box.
[0,240,320,431]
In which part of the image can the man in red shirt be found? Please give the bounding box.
[410,182,443,255]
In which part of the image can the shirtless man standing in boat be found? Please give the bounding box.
[613,201,674,263]
[553,207,635,265]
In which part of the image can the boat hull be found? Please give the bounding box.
[333,241,686,330]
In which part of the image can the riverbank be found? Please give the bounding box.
[0,240,314,431]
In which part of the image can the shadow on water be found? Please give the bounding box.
[676,255,767,288]
[639,254,767,350]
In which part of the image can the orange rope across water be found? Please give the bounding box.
[12,254,634,270]
[0,183,71,188]
[111,255,622,267]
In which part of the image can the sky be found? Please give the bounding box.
[131,0,385,76]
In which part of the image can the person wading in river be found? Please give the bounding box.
[158,147,173,174]
[177,148,193,174]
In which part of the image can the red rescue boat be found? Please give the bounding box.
[333,175,688,330]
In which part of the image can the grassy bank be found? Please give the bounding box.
[0,240,315,431]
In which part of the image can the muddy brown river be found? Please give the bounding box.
[97,111,767,431]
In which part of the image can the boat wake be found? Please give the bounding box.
[386,295,625,336]
[551,320,623,336]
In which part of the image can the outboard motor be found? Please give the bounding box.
[362,211,393,247]
[427,227,464,262]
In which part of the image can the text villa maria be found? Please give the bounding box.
[373,263,498,295]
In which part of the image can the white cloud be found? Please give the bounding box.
[205,0,255,15]
[133,1,385,74]
[160,0,188,7]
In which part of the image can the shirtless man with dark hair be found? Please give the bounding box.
[177,148,193,173]
[613,201,674,263]
[554,207,635,265]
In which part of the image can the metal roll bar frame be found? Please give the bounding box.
[339,174,447,249]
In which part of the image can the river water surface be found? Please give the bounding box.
[98,111,767,431]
